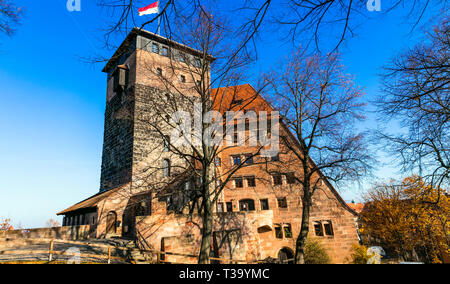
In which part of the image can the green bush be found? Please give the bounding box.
[348,244,371,264]
[304,239,331,264]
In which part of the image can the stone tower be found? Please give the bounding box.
[99,28,207,192]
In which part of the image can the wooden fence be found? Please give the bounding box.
[0,238,130,264]
[0,238,263,264]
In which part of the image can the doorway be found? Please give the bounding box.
[278,247,294,264]
[106,211,117,236]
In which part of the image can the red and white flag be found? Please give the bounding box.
[138,1,159,16]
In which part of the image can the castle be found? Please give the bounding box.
[57,28,359,263]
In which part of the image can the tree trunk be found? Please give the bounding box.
[198,164,214,264]
[295,194,311,264]
[198,198,213,264]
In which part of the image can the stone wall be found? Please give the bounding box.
[0,225,96,241]
[99,85,135,191]
[135,209,274,263]
[132,83,197,189]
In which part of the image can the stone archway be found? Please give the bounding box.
[106,211,117,236]
[278,247,295,264]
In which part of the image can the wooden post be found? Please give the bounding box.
[107,247,112,264]
[48,240,54,262]
[157,251,161,264]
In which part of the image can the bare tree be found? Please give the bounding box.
[272,0,447,51]
[97,0,447,52]
[46,218,60,228]
[377,16,449,192]
[95,1,269,61]
[0,0,23,37]
[264,49,373,263]
[123,10,272,264]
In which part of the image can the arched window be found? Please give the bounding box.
[239,199,255,211]
[163,159,171,177]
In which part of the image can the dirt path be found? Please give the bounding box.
[0,239,132,264]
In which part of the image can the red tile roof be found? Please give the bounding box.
[346,203,365,214]
[211,84,273,113]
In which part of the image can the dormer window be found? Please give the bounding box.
[232,99,243,106]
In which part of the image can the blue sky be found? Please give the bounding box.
[0,1,443,228]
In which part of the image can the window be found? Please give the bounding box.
[166,196,173,211]
[314,222,324,236]
[324,221,334,236]
[215,157,221,167]
[239,199,255,211]
[194,58,201,68]
[284,224,293,238]
[275,225,283,239]
[161,46,169,57]
[180,75,186,83]
[152,43,159,54]
[260,199,269,210]
[286,173,296,184]
[273,174,283,185]
[244,154,254,165]
[234,177,243,188]
[217,203,224,213]
[226,202,233,212]
[112,66,129,92]
[246,176,256,187]
[232,155,241,165]
[233,133,239,144]
[271,154,280,162]
[178,53,186,63]
[163,136,170,152]
[157,68,162,76]
[136,200,149,217]
[162,159,171,177]
[140,37,149,51]
[277,197,287,208]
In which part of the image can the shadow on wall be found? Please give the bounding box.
[134,211,262,263]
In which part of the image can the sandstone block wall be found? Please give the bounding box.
[0,225,96,241]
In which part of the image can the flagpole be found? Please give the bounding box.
[157,1,161,35]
